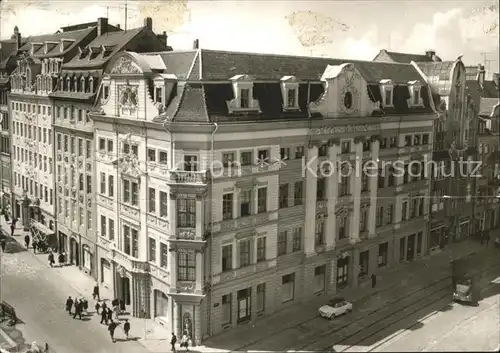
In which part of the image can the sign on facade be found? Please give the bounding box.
[310,124,380,135]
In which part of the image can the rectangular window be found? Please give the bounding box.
[413,89,420,105]
[160,243,168,268]
[99,138,106,151]
[287,88,296,107]
[108,219,114,240]
[131,228,139,258]
[240,151,252,166]
[100,172,106,194]
[221,245,233,272]
[360,210,367,232]
[147,148,156,162]
[359,250,369,277]
[159,151,168,164]
[416,231,423,255]
[107,140,113,153]
[100,215,106,238]
[123,225,131,255]
[148,188,156,213]
[131,182,139,206]
[257,237,266,262]
[401,201,408,221]
[338,216,347,240]
[376,206,384,227]
[295,146,304,159]
[384,88,393,106]
[399,238,405,263]
[280,147,289,160]
[279,183,289,208]
[281,273,295,302]
[257,187,267,213]
[316,178,326,200]
[222,152,236,168]
[108,175,114,197]
[222,193,233,220]
[341,140,351,154]
[378,242,388,267]
[337,257,349,288]
[240,190,251,217]
[222,294,232,324]
[386,204,394,224]
[239,239,251,267]
[149,238,156,262]
[294,181,303,205]
[315,221,325,246]
[292,227,302,252]
[159,191,168,218]
[256,283,265,313]
[123,180,130,203]
[240,88,250,108]
[177,199,196,227]
[278,231,287,256]
[340,176,350,196]
[422,134,429,145]
[178,252,196,281]
[314,265,326,293]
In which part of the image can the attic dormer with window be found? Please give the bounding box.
[226,74,261,114]
[60,39,75,53]
[280,76,300,111]
[31,43,43,56]
[407,80,423,107]
[380,79,394,107]
[101,75,111,104]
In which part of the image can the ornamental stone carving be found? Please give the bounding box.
[178,229,196,240]
[118,84,138,116]
[177,282,196,294]
[111,56,141,74]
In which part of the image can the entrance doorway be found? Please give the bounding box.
[118,276,131,306]
[15,202,20,219]
[407,234,416,261]
[154,290,168,318]
[70,238,79,266]
[101,259,112,287]
[59,232,68,254]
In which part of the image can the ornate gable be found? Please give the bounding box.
[309,63,380,118]
[111,56,142,74]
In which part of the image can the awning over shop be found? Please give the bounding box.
[31,219,55,236]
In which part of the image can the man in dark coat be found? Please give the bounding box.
[24,234,30,249]
[100,306,108,325]
[73,300,82,320]
[108,321,120,343]
[171,332,177,352]
[10,222,15,236]
[92,283,100,301]
[371,274,377,288]
[123,319,130,340]
[1,240,6,252]
[65,296,74,315]
[107,307,113,323]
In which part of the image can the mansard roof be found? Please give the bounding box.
[373,49,442,64]
[119,49,435,123]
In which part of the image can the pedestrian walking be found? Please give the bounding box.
[113,304,120,320]
[82,298,89,314]
[73,300,82,320]
[106,307,113,323]
[48,252,55,267]
[123,319,130,340]
[4,212,10,223]
[95,301,101,314]
[65,296,74,315]
[108,321,120,343]
[1,239,6,252]
[58,253,65,267]
[100,306,108,325]
[10,222,15,236]
[371,274,377,289]
[33,240,38,254]
[24,234,30,249]
[92,283,100,301]
[171,332,177,352]
[180,332,190,351]
[486,231,491,246]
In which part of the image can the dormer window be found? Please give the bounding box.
[89,77,94,93]
[226,74,261,114]
[407,80,422,107]
[66,77,71,92]
[155,86,163,104]
[104,86,110,100]
[81,77,86,93]
[280,76,300,111]
[380,79,394,107]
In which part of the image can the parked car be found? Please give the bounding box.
[318,297,353,319]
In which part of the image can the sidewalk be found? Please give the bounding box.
[201,238,494,351]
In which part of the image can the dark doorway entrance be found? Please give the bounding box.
[119,276,131,305]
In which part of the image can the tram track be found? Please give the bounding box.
[317,261,500,352]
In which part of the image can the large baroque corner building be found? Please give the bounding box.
[0,27,26,211]
[466,67,500,234]
[374,49,475,248]
[9,23,98,239]
[91,48,435,344]
[51,16,168,278]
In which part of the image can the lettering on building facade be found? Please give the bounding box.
[310,124,380,135]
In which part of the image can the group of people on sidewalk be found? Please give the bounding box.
[63,284,131,343]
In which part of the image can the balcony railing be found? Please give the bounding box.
[214,210,278,233]
[168,170,208,184]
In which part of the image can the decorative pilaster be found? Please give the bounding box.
[195,251,203,294]
[232,239,238,269]
[195,196,204,240]
[368,138,380,237]
[350,140,362,243]
[173,301,179,336]
[305,142,319,256]
[169,192,177,234]
[169,250,177,289]
[326,139,339,250]
[194,305,201,346]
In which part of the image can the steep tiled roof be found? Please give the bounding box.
[193,49,422,83]
[466,79,499,115]
[19,27,96,58]
[143,51,198,80]
[415,61,457,96]
[374,49,440,63]
[63,27,144,68]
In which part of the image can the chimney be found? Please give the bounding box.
[144,17,153,30]
[11,26,22,50]
[425,49,436,59]
[478,64,485,87]
[97,17,108,36]
[156,31,168,47]
[493,73,499,88]
[193,39,199,49]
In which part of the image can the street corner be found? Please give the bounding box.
[0,322,30,352]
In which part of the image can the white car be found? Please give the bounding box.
[318,297,353,319]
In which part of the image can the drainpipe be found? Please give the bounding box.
[207,122,218,337]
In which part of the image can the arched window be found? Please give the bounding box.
[74,76,79,92]
[81,77,86,93]
[89,77,94,93]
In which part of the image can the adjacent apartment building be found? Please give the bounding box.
[374,49,476,249]
[466,68,500,233]
[91,49,436,343]
[51,17,168,276]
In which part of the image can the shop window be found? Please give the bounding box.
[314,265,326,293]
[237,288,252,324]
[336,257,349,289]
[378,242,388,267]
[221,294,232,325]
